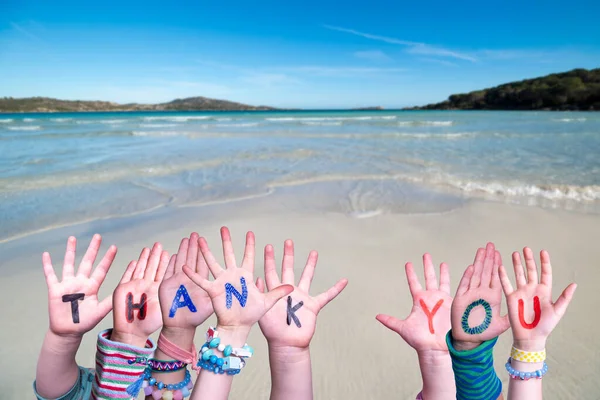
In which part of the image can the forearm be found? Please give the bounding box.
[190,326,250,400]
[268,345,313,400]
[507,339,546,400]
[35,330,82,398]
[417,350,455,400]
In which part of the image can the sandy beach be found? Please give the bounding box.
[1,189,598,399]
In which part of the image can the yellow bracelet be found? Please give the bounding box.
[511,347,546,363]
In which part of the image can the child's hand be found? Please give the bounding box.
[43,235,116,337]
[183,227,293,333]
[257,240,348,349]
[499,248,577,351]
[111,243,169,346]
[376,254,452,353]
[451,243,510,349]
[159,233,214,330]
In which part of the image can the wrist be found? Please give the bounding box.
[109,330,148,348]
[44,330,82,354]
[450,331,481,351]
[510,358,545,372]
[512,339,546,352]
[215,325,251,347]
[160,326,196,351]
[417,349,451,367]
[269,344,311,365]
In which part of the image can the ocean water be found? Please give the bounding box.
[1,110,599,242]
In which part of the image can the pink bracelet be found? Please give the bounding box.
[157,332,200,372]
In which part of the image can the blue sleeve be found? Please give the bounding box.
[33,366,93,400]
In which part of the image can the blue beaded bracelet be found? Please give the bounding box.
[196,327,254,375]
[505,358,548,380]
[144,368,191,390]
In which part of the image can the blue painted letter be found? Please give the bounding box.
[225,277,248,309]
[169,285,197,318]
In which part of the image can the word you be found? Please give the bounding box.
[461,298,492,335]
[419,299,444,334]
[518,296,541,329]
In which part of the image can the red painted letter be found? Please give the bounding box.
[518,296,541,329]
[126,292,148,323]
[420,299,444,334]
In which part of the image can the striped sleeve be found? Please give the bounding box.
[91,329,156,400]
[445,331,502,400]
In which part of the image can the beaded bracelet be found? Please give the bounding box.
[505,358,548,380]
[141,368,193,399]
[197,326,254,375]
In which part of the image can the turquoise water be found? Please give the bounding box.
[1,110,599,241]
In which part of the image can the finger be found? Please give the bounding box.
[175,238,190,273]
[183,265,212,292]
[154,251,170,282]
[553,283,577,318]
[263,244,281,290]
[263,284,294,311]
[512,251,527,288]
[523,247,539,284]
[469,248,485,288]
[423,253,438,290]
[77,234,102,278]
[256,277,265,293]
[164,255,177,280]
[439,262,451,295]
[42,252,58,286]
[481,242,495,287]
[97,295,113,321]
[198,236,224,278]
[119,260,137,284]
[457,265,474,296]
[221,226,237,269]
[405,262,422,296]
[490,250,502,289]
[186,233,199,273]
[195,237,210,279]
[540,250,553,288]
[62,236,77,279]
[499,314,511,334]
[498,265,514,295]
[281,239,295,285]
[375,314,405,336]
[241,231,256,274]
[133,247,150,279]
[143,242,163,281]
[298,250,318,292]
[315,278,348,309]
[90,245,117,287]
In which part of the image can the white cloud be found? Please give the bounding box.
[241,73,301,87]
[10,22,41,41]
[324,25,477,62]
[353,50,392,62]
[419,58,459,67]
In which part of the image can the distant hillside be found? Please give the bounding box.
[0,96,275,113]
[408,68,600,111]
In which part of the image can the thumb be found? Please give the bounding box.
[264,284,294,311]
[376,314,405,336]
[553,283,577,318]
[499,313,511,333]
[183,265,211,292]
[256,277,265,293]
[97,296,113,320]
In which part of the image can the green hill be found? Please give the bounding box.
[0,96,275,113]
[409,68,600,111]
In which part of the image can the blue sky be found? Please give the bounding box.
[1,0,599,108]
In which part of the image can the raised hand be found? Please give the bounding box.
[159,233,214,330]
[111,242,169,346]
[183,227,293,332]
[43,235,116,337]
[451,242,510,347]
[376,254,452,352]
[499,248,577,351]
[257,240,348,349]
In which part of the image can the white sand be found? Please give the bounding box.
[1,196,598,399]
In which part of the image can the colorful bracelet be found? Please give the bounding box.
[148,359,188,373]
[510,347,546,363]
[196,327,254,375]
[141,368,193,398]
[505,358,548,380]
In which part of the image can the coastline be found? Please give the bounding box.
[1,193,598,398]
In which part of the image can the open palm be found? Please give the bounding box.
[113,243,169,342]
[43,235,116,336]
[257,240,348,349]
[159,233,214,330]
[183,227,293,330]
[499,248,577,351]
[451,243,510,344]
[377,254,452,352]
